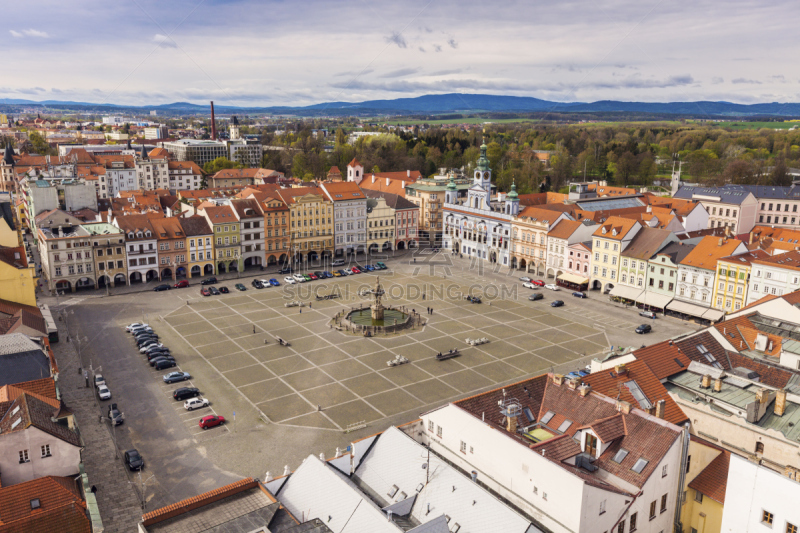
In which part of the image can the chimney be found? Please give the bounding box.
[567,378,579,391]
[58,225,63,238]
[756,388,770,405]
[718,237,724,246]
[775,389,787,417]
[616,400,632,414]
[701,374,711,389]
[401,180,405,189]
[552,373,564,386]
[615,363,627,376]
[713,377,722,392]
[749,231,755,245]
[768,340,773,352]
[407,169,411,178]
[579,383,591,397]
[386,178,390,186]
[506,411,517,434]
[655,399,666,419]
[210,101,217,140]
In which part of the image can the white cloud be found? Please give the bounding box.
[10,29,49,38]
[9,30,22,38]
[153,34,178,48]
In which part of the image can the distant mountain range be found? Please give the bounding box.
[1,93,800,117]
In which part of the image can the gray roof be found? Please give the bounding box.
[178,216,213,237]
[673,185,757,204]
[362,188,422,210]
[575,197,644,211]
[620,227,675,260]
[652,241,696,265]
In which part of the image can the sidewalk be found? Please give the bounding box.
[54,322,142,533]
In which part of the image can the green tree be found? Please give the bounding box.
[203,157,243,175]
[616,152,638,185]
[28,131,54,155]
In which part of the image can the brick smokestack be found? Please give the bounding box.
[210,101,217,140]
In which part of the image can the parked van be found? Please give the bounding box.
[332,259,345,267]
[639,310,656,319]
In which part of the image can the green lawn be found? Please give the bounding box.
[721,121,799,130]
[371,117,541,126]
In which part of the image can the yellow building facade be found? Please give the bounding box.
[679,437,728,533]
[711,250,768,314]
[0,250,37,306]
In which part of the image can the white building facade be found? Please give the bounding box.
[747,252,800,305]
[320,182,367,257]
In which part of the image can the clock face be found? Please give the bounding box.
[483,172,490,179]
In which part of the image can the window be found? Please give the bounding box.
[632,458,648,474]
[787,523,798,533]
[600,500,606,515]
[686,455,692,473]
[661,494,668,513]
[436,425,442,438]
[618,522,625,533]
[41,444,51,458]
[662,465,668,477]
[762,510,773,525]
[30,499,40,510]
[649,501,657,520]
[756,441,764,454]
[694,491,703,503]
[460,441,467,454]
[612,449,629,463]
[18,450,29,463]
[629,512,637,532]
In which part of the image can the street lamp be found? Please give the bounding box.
[129,471,155,511]
[99,414,122,459]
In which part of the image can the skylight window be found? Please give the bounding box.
[540,411,555,425]
[612,449,629,463]
[557,420,573,433]
[632,458,649,474]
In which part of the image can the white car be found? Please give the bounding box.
[293,274,306,283]
[94,374,106,388]
[139,342,165,353]
[97,385,111,400]
[522,282,537,289]
[544,284,560,291]
[344,268,354,275]
[332,259,345,267]
[126,322,148,332]
[284,276,296,285]
[130,326,153,336]
[519,276,532,283]
[184,398,210,411]
[259,279,271,287]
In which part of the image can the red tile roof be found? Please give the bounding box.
[0,476,89,533]
[141,478,262,526]
[688,449,730,504]
[583,360,689,425]
[592,216,640,240]
[680,235,746,270]
[631,341,692,380]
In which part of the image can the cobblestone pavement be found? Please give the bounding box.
[54,320,143,533]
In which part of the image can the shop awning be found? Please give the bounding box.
[609,285,644,301]
[666,299,711,318]
[702,308,725,322]
[557,273,589,285]
[636,291,673,310]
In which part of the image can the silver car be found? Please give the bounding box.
[97,385,111,400]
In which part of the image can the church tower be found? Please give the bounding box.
[445,173,458,205]
[467,141,492,210]
[505,181,520,215]
[1,143,16,194]
[230,116,241,140]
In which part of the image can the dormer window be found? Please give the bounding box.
[612,449,629,463]
[540,411,555,425]
[601,227,607,234]
[632,458,649,474]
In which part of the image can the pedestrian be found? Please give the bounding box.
[309,302,312,309]
[299,308,302,314]
[423,292,426,300]
[90,485,97,494]
[253,325,256,334]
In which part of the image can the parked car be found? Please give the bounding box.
[153,358,177,370]
[257,279,270,288]
[201,277,217,285]
[97,385,111,400]
[572,292,587,298]
[184,398,210,411]
[544,284,559,291]
[252,280,264,289]
[313,271,323,279]
[209,287,220,295]
[303,274,312,281]
[108,403,124,426]
[351,267,361,274]
[135,333,159,343]
[235,283,247,291]
[519,276,532,282]
[364,264,375,272]
[174,280,190,288]
[269,278,280,286]
[465,295,482,304]
[163,371,191,383]
[199,415,226,430]
[529,293,544,301]
[137,337,160,347]
[134,330,158,340]
[636,324,652,334]
[639,310,657,319]
[146,350,171,360]
[532,280,545,287]
[139,342,164,353]
[332,259,345,267]
[292,274,305,283]
[550,300,565,307]
[344,268,354,275]
[94,374,106,388]
[284,276,296,284]
[126,322,148,332]
[219,286,229,294]
[130,325,153,335]
[173,387,200,401]
[376,262,387,270]
[522,282,537,289]
[124,449,143,471]
[322,272,332,279]
[149,355,175,366]
[201,288,211,296]
[336,269,348,276]
[278,266,292,274]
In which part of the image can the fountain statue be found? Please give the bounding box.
[371,277,385,321]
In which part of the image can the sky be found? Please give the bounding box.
[3,0,799,107]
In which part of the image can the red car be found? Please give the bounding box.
[200,288,211,297]
[199,415,225,429]
[532,280,545,287]
[174,280,190,288]
[351,267,361,274]
[308,273,318,280]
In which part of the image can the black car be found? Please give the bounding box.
[572,292,587,299]
[313,271,324,279]
[201,277,217,285]
[135,332,158,341]
[529,293,544,301]
[209,287,220,295]
[153,358,177,370]
[219,286,229,294]
[173,387,200,401]
[124,449,144,471]
[108,403,124,426]
[149,355,175,366]
[146,349,171,359]
[153,284,171,292]
[550,300,564,307]
[252,279,264,289]
[135,334,159,343]
[465,295,482,304]
[136,337,159,348]
[278,267,292,274]
[636,324,652,334]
